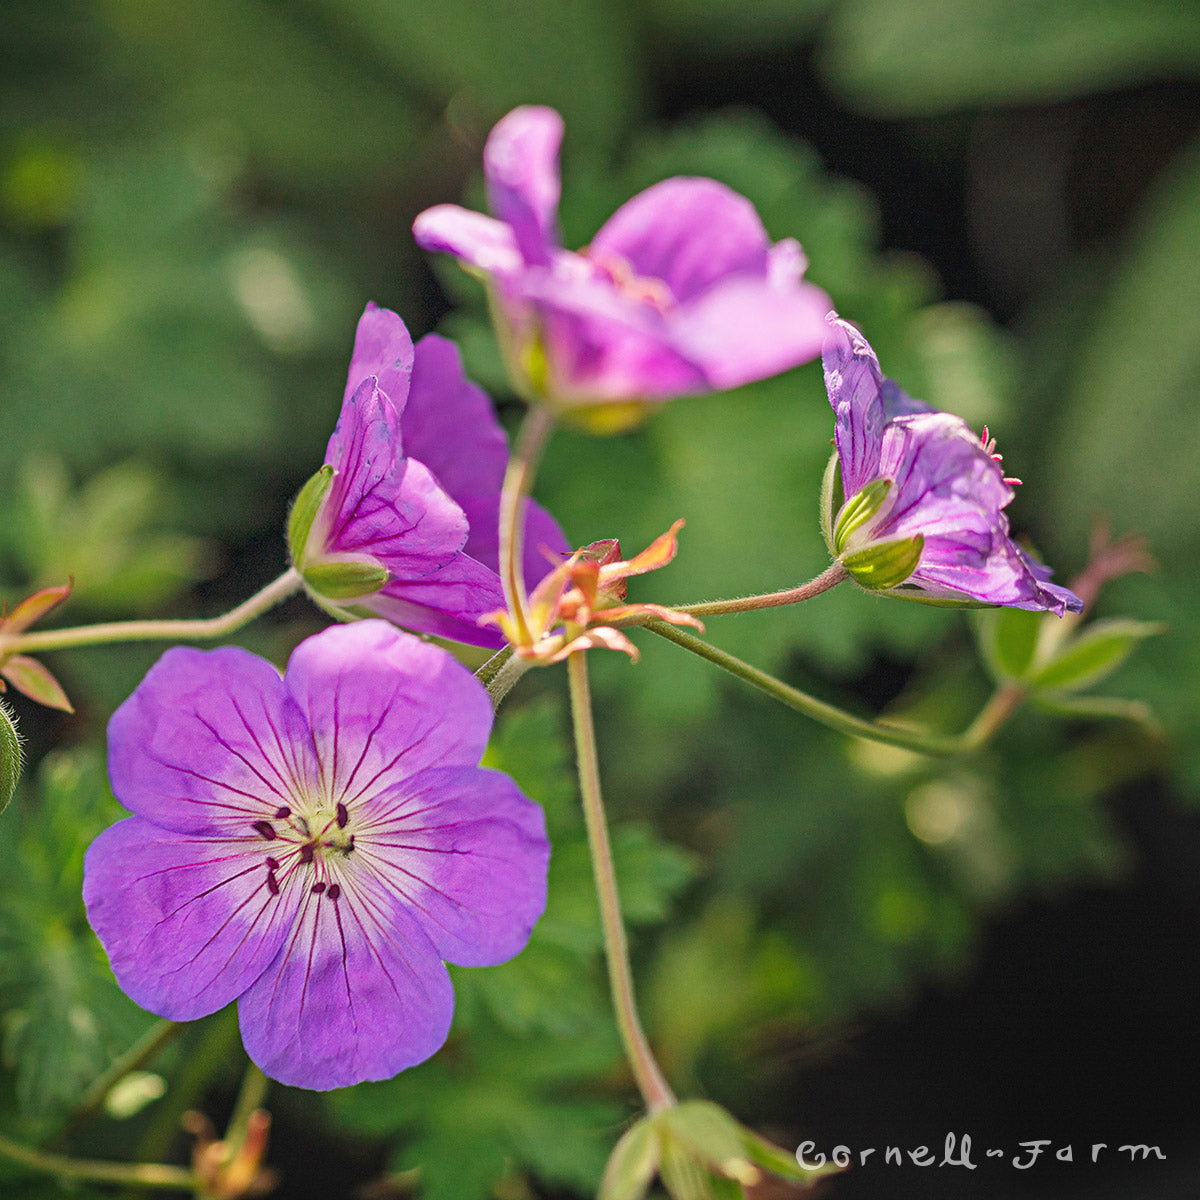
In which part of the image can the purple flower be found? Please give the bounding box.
[83,621,549,1090]
[823,315,1082,615]
[290,303,568,648]
[413,106,830,420]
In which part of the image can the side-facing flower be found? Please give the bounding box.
[414,106,830,428]
[486,520,703,663]
[83,620,550,1090]
[289,303,568,647]
[821,315,1082,615]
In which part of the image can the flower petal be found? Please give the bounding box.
[483,105,563,268]
[322,378,469,573]
[107,646,317,837]
[670,275,830,390]
[283,622,495,805]
[354,765,548,967]
[83,818,301,1021]
[524,272,708,398]
[343,303,414,414]
[412,205,524,276]
[823,315,890,500]
[237,868,455,1089]
[364,556,511,649]
[404,335,509,507]
[589,178,771,303]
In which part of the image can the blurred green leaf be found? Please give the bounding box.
[646,0,831,53]
[1046,134,1200,556]
[6,456,211,615]
[1030,617,1164,693]
[821,0,1200,114]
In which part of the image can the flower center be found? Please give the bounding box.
[585,249,675,314]
[249,800,356,897]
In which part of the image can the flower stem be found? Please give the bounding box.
[957,683,1026,750]
[674,562,849,618]
[54,1019,181,1147]
[643,620,972,757]
[0,1131,196,1192]
[566,650,676,1113]
[0,570,303,656]
[477,647,532,709]
[497,407,556,646]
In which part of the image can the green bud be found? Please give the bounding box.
[600,1117,661,1200]
[975,606,1045,682]
[287,464,334,569]
[842,534,924,591]
[301,558,389,601]
[833,478,892,555]
[0,701,21,814]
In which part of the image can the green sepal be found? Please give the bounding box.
[1029,618,1165,694]
[0,701,20,814]
[819,447,840,556]
[975,606,1045,682]
[301,558,389,601]
[833,477,891,554]
[842,534,924,590]
[287,463,334,569]
[740,1127,839,1185]
[600,1117,661,1200]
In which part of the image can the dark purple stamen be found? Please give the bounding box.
[266,872,280,896]
[346,834,355,852]
[326,883,341,901]
[299,843,315,864]
[266,856,280,871]
[310,882,326,894]
[251,820,276,841]
[336,802,348,829]
[274,805,292,819]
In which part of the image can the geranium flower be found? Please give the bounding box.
[83,621,550,1090]
[289,303,568,647]
[822,315,1082,615]
[413,106,830,426]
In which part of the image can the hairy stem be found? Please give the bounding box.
[566,651,675,1113]
[674,561,849,618]
[0,570,303,656]
[496,407,556,646]
[0,1131,195,1192]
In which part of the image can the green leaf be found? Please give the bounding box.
[1030,618,1164,693]
[663,1102,755,1180]
[975,606,1044,682]
[1030,692,1160,731]
[0,702,19,813]
[741,1126,835,1184]
[1046,135,1200,556]
[821,0,1200,114]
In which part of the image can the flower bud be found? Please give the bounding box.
[0,701,20,814]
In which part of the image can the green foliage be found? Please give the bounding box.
[4,456,211,614]
[0,748,157,1129]
[821,0,1200,114]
